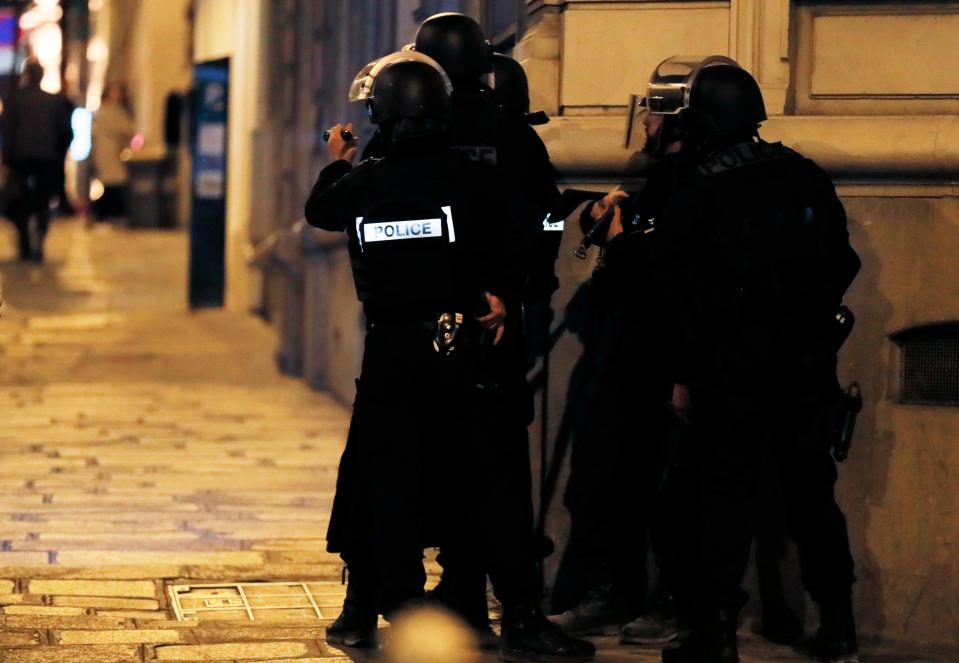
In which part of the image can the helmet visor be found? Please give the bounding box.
[348,60,379,102]
[645,55,740,115]
[348,51,452,103]
[644,83,687,115]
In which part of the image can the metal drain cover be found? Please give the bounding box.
[168,581,345,622]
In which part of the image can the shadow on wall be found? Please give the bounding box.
[839,204,895,640]
[538,281,604,611]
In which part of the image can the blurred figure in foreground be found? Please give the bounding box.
[92,82,135,221]
[1,57,73,261]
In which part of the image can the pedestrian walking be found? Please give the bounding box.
[1,58,73,261]
[91,82,135,221]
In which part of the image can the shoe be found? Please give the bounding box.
[814,598,859,663]
[326,606,377,648]
[548,583,628,635]
[325,577,377,649]
[620,613,680,645]
[501,605,595,662]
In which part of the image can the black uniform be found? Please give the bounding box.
[356,81,560,621]
[657,137,860,620]
[561,156,688,615]
[437,80,561,618]
[305,141,539,615]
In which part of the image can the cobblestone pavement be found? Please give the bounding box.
[0,220,954,662]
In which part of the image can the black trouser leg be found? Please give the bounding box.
[355,328,444,618]
[695,388,856,620]
[9,165,34,259]
[443,390,539,610]
[13,161,57,259]
[695,397,766,618]
[368,395,429,617]
[650,422,699,620]
[777,392,856,606]
[13,213,32,259]
[435,414,533,624]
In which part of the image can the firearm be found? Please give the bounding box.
[574,205,616,260]
[831,382,862,462]
[574,194,638,260]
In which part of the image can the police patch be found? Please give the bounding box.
[363,218,443,243]
[543,214,564,232]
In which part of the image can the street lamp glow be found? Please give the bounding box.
[87,38,108,62]
[70,107,93,161]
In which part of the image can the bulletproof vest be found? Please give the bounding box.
[347,197,463,319]
[695,140,844,363]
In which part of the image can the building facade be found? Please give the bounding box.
[191,0,959,646]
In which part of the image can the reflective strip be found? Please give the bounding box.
[542,214,564,232]
[442,206,456,243]
[363,218,443,243]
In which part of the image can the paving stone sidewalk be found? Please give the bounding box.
[0,221,954,662]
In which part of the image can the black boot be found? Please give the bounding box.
[814,597,859,663]
[326,575,377,648]
[500,604,595,662]
[661,610,738,663]
[427,574,498,649]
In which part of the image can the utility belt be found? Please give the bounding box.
[367,309,482,357]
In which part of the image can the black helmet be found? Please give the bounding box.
[629,56,767,149]
[686,63,767,140]
[491,53,530,115]
[414,12,493,82]
[367,59,451,126]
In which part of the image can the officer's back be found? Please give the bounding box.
[653,65,860,393]
[305,59,522,349]
[308,145,518,324]
[664,134,860,391]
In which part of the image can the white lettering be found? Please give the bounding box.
[363,218,443,243]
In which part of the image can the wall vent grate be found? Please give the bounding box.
[899,325,959,406]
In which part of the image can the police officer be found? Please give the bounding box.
[634,57,861,663]
[551,80,692,641]
[305,57,594,663]
[411,13,563,641]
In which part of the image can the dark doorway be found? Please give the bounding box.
[188,58,229,309]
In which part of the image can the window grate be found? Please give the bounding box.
[899,326,959,406]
